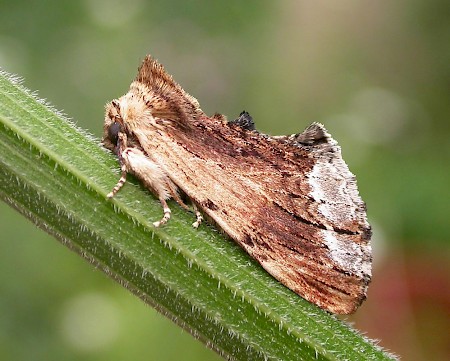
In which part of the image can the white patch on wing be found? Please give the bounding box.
[307,161,359,225]
[321,229,372,278]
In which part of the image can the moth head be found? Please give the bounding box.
[103,99,123,152]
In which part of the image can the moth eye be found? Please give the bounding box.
[108,122,121,145]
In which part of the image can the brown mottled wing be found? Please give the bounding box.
[123,56,372,314]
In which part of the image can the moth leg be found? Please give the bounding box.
[107,132,130,198]
[120,147,175,228]
[170,191,203,228]
[191,204,203,229]
[107,134,202,228]
[153,198,171,227]
[107,166,127,198]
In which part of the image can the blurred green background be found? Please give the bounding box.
[1,1,449,360]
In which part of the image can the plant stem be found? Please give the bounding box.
[0,70,396,361]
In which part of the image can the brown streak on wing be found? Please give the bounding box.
[129,115,369,313]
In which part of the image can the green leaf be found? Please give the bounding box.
[0,70,396,361]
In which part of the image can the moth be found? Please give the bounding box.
[102,55,372,314]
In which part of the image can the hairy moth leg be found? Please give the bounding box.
[107,148,203,228]
[107,147,179,227]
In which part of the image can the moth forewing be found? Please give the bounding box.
[103,55,372,314]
